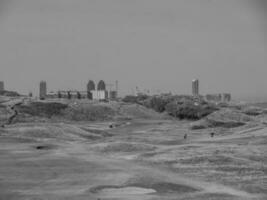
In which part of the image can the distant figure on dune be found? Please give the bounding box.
[210,132,215,137]
[184,133,187,140]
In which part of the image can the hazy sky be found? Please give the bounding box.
[0,0,266,101]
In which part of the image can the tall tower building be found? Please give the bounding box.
[0,81,4,91]
[97,80,106,91]
[192,79,199,96]
[87,80,95,91]
[87,80,95,100]
[39,81,47,100]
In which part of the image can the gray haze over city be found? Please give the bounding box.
[0,0,266,101]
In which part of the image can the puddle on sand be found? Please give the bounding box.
[100,187,156,195]
[91,186,156,199]
[90,182,200,198]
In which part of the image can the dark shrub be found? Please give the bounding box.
[122,94,217,120]
[0,90,20,97]
[122,94,149,104]
[18,102,68,118]
[242,107,262,116]
[165,101,218,120]
[147,96,168,112]
[122,95,139,103]
[62,104,115,121]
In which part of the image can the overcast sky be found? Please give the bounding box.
[0,0,266,101]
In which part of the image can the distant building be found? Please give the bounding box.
[87,91,93,100]
[42,79,110,101]
[87,80,95,100]
[0,81,4,91]
[205,93,231,102]
[87,80,95,91]
[58,91,68,99]
[91,80,108,100]
[39,81,47,100]
[79,91,88,99]
[109,91,118,100]
[205,94,222,102]
[97,80,106,91]
[70,91,78,99]
[92,90,108,100]
[46,91,58,99]
[69,91,86,99]
[192,79,199,96]
[52,90,88,99]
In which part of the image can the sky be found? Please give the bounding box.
[0,0,266,101]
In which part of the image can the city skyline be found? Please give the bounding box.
[0,0,266,101]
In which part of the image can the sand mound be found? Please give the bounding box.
[94,142,156,153]
[18,102,68,118]
[2,99,167,123]
[241,106,263,116]
[191,109,253,129]
[62,102,116,121]
[63,101,166,121]
[2,123,109,141]
[116,103,166,120]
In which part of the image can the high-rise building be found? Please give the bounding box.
[192,79,199,96]
[87,80,95,91]
[39,81,47,100]
[0,81,4,91]
[87,80,95,100]
[97,80,106,91]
